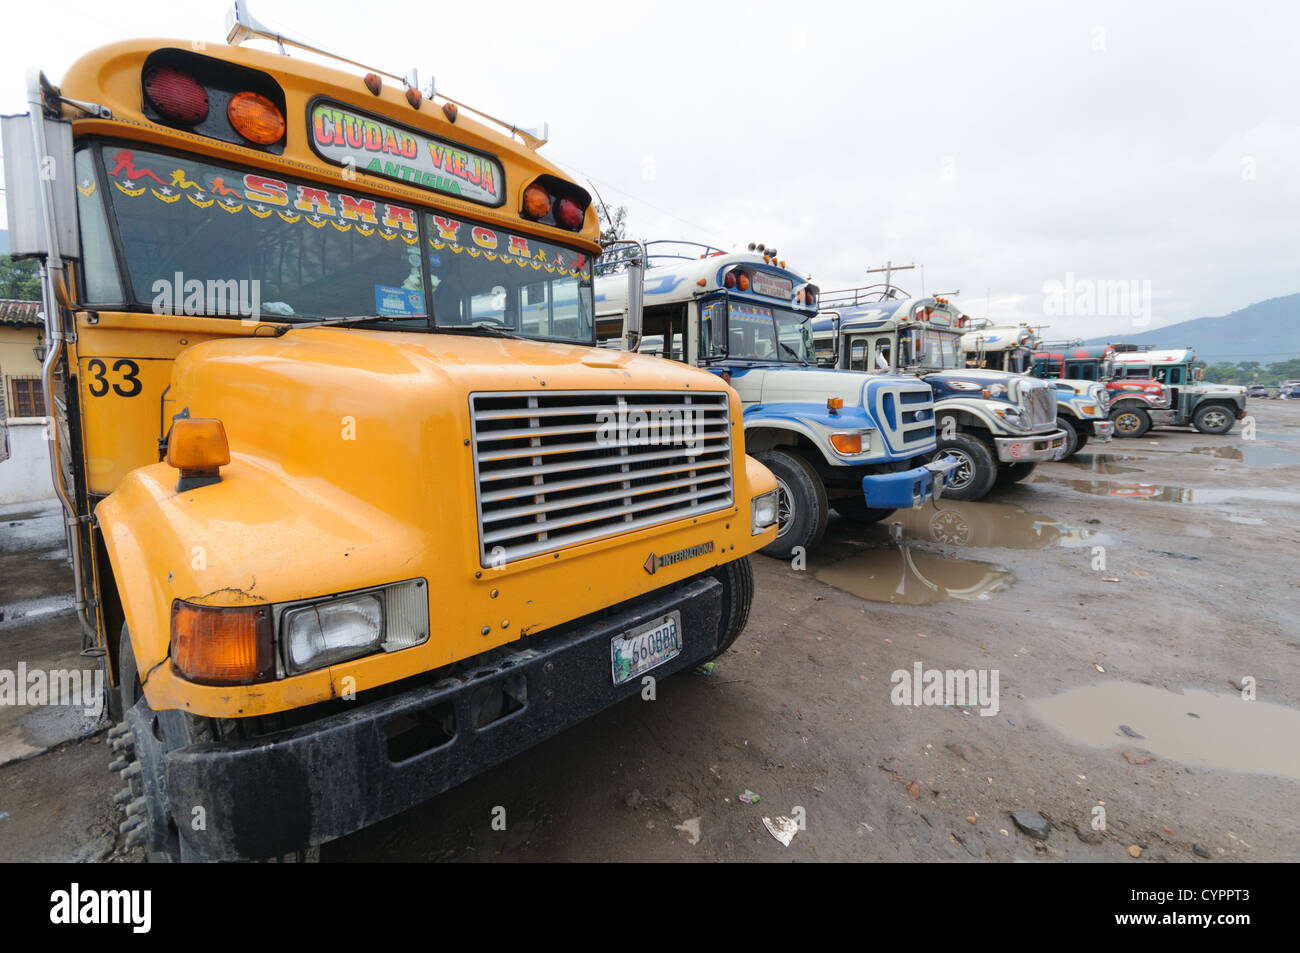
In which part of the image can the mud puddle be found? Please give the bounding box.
[1060,453,1146,475]
[859,500,1112,550]
[817,532,1014,605]
[1030,682,1300,780]
[1032,475,1300,506]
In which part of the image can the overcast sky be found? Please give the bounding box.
[2,0,1297,341]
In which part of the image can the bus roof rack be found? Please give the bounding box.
[224,1,550,150]
[818,283,911,308]
[1110,343,1153,352]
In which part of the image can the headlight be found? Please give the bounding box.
[281,579,429,675]
[285,594,383,673]
[830,431,871,455]
[994,406,1028,428]
[751,489,779,535]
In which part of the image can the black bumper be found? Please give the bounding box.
[165,575,724,860]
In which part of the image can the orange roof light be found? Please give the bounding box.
[737,271,751,292]
[227,91,285,145]
[172,602,274,685]
[522,183,551,219]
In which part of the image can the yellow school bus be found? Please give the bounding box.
[3,4,777,860]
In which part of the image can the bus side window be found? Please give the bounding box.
[849,338,869,371]
[875,338,891,370]
[1167,366,1182,384]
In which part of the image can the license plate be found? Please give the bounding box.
[611,612,682,685]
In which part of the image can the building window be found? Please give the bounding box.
[9,378,45,418]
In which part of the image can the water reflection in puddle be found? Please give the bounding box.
[1033,475,1300,506]
[816,545,1014,605]
[1061,453,1147,475]
[873,500,1112,549]
[1141,443,1300,468]
[1030,683,1300,780]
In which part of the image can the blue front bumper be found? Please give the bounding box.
[861,458,955,510]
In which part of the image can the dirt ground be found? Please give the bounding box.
[2,403,1297,863]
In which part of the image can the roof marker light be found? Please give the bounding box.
[363,72,382,95]
[442,102,458,123]
[144,66,209,124]
[227,91,285,145]
[522,183,551,219]
[555,196,584,230]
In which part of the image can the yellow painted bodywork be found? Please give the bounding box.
[54,38,777,718]
[96,332,775,716]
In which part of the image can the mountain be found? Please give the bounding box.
[1081,293,1300,365]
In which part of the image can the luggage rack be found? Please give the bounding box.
[818,283,912,309]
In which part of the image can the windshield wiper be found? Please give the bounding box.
[272,314,426,336]
[779,341,810,365]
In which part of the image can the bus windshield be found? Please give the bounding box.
[92,143,594,343]
[424,213,593,343]
[905,327,964,370]
[716,300,815,363]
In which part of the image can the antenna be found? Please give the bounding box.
[223,1,549,149]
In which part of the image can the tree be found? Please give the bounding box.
[596,203,628,245]
[0,254,41,300]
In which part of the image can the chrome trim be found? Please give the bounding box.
[470,390,733,566]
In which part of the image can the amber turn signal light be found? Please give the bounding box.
[826,397,845,411]
[172,601,274,685]
[227,91,285,145]
[830,432,862,454]
[167,418,230,471]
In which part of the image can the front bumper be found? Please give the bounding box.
[993,428,1070,463]
[1092,420,1115,441]
[861,458,957,510]
[164,575,726,860]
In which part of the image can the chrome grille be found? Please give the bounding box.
[470,391,733,566]
[874,381,937,454]
[1017,379,1058,429]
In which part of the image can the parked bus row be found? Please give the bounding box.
[0,4,1249,861]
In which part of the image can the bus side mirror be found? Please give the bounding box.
[625,260,643,352]
[2,98,80,260]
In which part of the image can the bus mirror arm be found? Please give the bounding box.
[625,260,644,352]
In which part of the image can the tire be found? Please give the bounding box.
[833,496,896,525]
[1074,428,1090,454]
[1192,403,1235,435]
[755,450,828,560]
[934,431,997,501]
[1110,405,1151,438]
[994,462,1037,485]
[706,556,754,659]
[111,627,312,863]
[1057,423,1080,460]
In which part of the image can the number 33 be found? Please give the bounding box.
[86,358,142,398]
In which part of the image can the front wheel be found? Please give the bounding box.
[934,432,997,501]
[755,450,828,560]
[833,496,896,525]
[994,462,1038,485]
[1110,405,1151,438]
[1192,404,1235,435]
[1058,423,1080,460]
[706,556,754,659]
